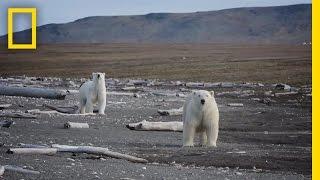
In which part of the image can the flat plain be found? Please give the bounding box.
[0,43,311,85]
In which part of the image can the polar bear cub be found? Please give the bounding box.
[79,72,106,114]
[183,90,219,147]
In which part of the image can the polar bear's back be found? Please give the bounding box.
[80,80,93,92]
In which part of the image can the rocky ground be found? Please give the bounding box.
[0,76,311,179]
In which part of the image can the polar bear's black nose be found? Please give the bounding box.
[97,74,100,78]
[201,99,205,104]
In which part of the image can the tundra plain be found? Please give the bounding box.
[0,43,311,179]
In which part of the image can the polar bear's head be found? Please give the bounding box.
[92,72,105,84]
[192,90,215,106]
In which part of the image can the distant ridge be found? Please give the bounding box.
[1,4,311,44]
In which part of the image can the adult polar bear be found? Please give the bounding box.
[183,90,219,147]
[79,72,106,114]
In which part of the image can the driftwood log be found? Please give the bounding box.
[126,120,183,132]
[64,90,143,97]
[121,86,144,92]
[0,104,12,110]
[1,165,40,175]
[7,148,57,155]
[8,145,148,163]
[43,104,78,114]
[18,143,49,148]
[26,109,59,115]
[52,144,148,163]
[227,103,244,107]
[26,109,92,116]
[275,91,298,97]
[0,120,14,128]
[0,86,66,99]
[64,122,89,129]
[186,82,204,88]
[0,112,36,119]
[157,107,183,116]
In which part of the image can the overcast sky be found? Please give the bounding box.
[0,0,311,35]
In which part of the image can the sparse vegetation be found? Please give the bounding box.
[0,43,311,85]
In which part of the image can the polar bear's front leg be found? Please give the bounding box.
[206,123,218,147]
[200,131,207,146]
[98,98,106,115]
[183,122,195,147]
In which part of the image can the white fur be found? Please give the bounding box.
[182,90,219,147]
[79,72,106,115]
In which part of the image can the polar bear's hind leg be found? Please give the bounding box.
[85,98,94,113]
[80,98,86,114]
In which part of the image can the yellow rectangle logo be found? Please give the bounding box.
[8,8,37,49]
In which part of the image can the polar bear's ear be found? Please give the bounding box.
[210,91,214,96]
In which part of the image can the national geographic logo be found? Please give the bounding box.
[7,8,37,49]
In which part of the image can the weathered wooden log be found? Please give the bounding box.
[126,120,183,132]
[63,89,79,94]
[107,101,127,105]
[227,103,244,107]
[107,91,135,96]
[0,112,36,119]
[157,107,183,116]
[7,148,57,155]
[51,144,148,163]
[43,104,78,114]
[26,109,58,114]
[121,86,144,92]
[18,143,49,148]
[152,92,182,97]
[9,144,147,163]
[64,122,89,129]
[186,82,204,88]
[275,91,298,97]
[0,120,14,128]
[127,80,148,86]
[26,109,91,116]
[152,92,171,96]
[0,86,66,99]
[274,83,291,91]
[221,82,236,88]
[176,93,187,98]
[204,83,221,88]
[3,165,40,175]
[0,104,12,110]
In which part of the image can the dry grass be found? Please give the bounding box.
[0,43,311,85]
